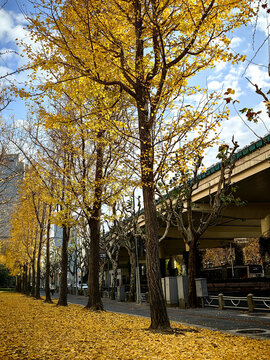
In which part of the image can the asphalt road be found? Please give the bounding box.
[50,293,270,340]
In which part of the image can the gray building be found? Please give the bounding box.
[0,153,24,252]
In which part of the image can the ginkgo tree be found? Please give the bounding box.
[3,116,72,304]
[29,77,135,309]
[20,0,257,329]
[22,166,48,300]
[5,171,43,297]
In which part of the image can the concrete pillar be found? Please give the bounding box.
[261,214,270,237]
[247,293,254,312]
[177,275,188,308]
[218,293,224,310]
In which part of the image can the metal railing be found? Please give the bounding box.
[204,295,218,308]
[253,296,270,311]
[204,294,270,312]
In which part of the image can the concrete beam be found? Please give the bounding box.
[193,203,270,219]
[261,214,270,237]
[161,224,260,240]
[192,144,270,202]
[159,237,234,257]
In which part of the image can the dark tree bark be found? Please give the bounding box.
[30,252,36,297]
[27,266,31,295]
[16,275,22,292]
[35,234,43,299]
[131,0,170,329]
[86,132,104,311]
[31,197,47,300]
[22,265,27,294]
[99,261,105,293]
[110,260,118,300]
[44,207,52,303]
[127,248,136,302]
[137,97,170,328]
[57,224,69,306]
[143,184,170,329]
[86,216,103,310]
[187,236,198,308]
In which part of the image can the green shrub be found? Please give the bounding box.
[0,265,15,288]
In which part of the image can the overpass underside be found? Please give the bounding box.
[158,141,270,258]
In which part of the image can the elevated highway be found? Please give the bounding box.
[158,134,270,257]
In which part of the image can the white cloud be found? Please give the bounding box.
[0,64,13,77]
[0,9,13,42]
[0,8,43,88]
[245,64,270,89]
[254,8,269,37]
[230,36,243,49]
[208,80,221,91]
[0,8,32,61]
[203,115,255,167]
[13,12,28,25]
[0,9,26,43]
[14,118,28,129]
[207,64,245,97]
[220,115,248,143]
[0,48,16,61]
[214,61,227,73]
[218,102,269,151]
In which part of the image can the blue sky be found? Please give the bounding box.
[1,1,270,166]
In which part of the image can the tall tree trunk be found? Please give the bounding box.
[133,0,170,321]
[30,255,36,297]
[110,260,118,300]
[137,102,170,329]
[35,233,43,299]
[86,132,104,311]
[86,216,103,310]
[99,262,105,293]
[187,236,198,308]
[23,264,27,294]
[143,184,170,329]
[16,275,21,292]
[27,266,31,295]
[57,224,69,306]
[127,249,136,302]
[44,208,52,303]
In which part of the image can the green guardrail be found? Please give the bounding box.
[199,133,270,180]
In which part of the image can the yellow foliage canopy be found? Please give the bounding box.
[20,0,256,186]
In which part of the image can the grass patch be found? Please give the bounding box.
[0,287,15,292]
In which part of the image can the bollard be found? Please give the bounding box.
[218,293,224,310]
[247,293,254,312]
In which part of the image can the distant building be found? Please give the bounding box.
[0,153,24,252]
[50,223,87,289]
[52,224,63,248]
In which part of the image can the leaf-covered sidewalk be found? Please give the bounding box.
[0,293,269,360]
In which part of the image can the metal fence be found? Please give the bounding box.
[204,294,270,311]
[253,296,270,311]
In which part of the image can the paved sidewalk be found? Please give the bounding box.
[50,293,270,340]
